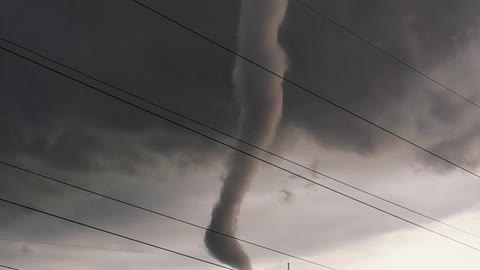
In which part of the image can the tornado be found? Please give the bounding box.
[205,1,289,269]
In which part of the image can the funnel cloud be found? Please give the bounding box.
[204,0,289,269]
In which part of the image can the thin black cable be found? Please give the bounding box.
[0,161,336,270]
[293,0,480,110]
[0,44,336,270]
[1,45,480,254]
[0,237,161,255]
[127,0,480,181]
[0,265,21,270]
[1,37,479,241]
[0,198,234,270]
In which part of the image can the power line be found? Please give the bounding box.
[1,37,479,242]
[1,44,479,254]
[127,0,480,181]
[0,161,336,270]
[0,198,234,270]
[0,237,161,255]
[0,43,335,270]
[292,0,480,110]
[0,265,22,270]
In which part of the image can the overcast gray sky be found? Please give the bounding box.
[2,0,480,269]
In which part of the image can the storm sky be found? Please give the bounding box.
[1,0,480,269]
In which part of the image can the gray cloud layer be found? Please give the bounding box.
[205,0,288,269]
[1,0,480,172]
[2,0,480,269]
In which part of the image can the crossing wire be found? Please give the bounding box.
[0,265,22,270]
[0,160,337,270]
[0,43,480,254]
[293,0,480,110]
[0,198,235,270]
[0,236,162,255]
[127,0,480,181]
[1,36,479,241]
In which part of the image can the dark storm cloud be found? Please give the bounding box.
[0,0,241,173]
[2,1,480,268]
[279,0,480,165]
[2,0,480,174]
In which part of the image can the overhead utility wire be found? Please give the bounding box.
[0,198,235,270]
[0,40,336,270]
[128,0,480,181]
[1,37,479,241]
[0,160,336,270]
[292,0,480,110]
[0,236,162,255]
[0,265,22,270]
[1,44,479,254]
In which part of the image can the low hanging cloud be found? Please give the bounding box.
[277,0,480,172]
[2,1,480,269]
[204,0,289,269]
[1,0,480,175]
